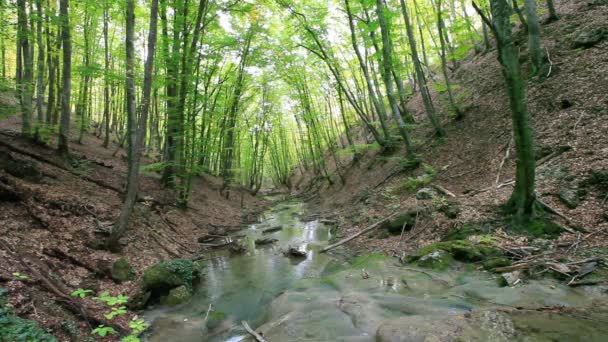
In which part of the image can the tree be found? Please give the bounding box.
[399,0,444,137]
[17,0,34,137]
[474,0,536,225]
[108,0,159,250]
[58,0,72,156]
[545,0,559,23]
[523,0,546,77]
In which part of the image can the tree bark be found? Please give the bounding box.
[58,0,71,156]
[108,0,159,251]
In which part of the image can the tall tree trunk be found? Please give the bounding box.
[34,0,45,141]
[436,0,462,119]
[399,0,444,137]
[523,0,545,76]
[102,3,111,148]
[545,0,559,23]
[109,0,159,250]
[375,0,415,155]
[58,0,71,156]
[17,0,33,137]
[474,0,536,225]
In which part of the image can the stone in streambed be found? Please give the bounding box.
[382,211,417,235]
[416,250,453,270]
[160,285,191,306]
[255,237,278,245]
[376,316,463,342]
[111,257,135,283]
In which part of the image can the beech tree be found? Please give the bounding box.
[474,0,537,225]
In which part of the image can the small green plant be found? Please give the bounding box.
[128,318,148,334]
[92,325,117,337]
[12,272,29,280]
[398,164,437,192]
[121,335,141,342]
[94,292,129,306]
[71,288,93,299]
[104,306,128,320]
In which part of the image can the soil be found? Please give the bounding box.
[0,114,267,340]
[291,0,608,259]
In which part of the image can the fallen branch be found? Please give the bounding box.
[320,211,400,253]
[496,137,513,187]
[430,184,456,198]
[242,321,267,342]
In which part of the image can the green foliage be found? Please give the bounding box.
[71,288,93,299]
[397,163,436,192]
[128,318,148,335]
[94,292,129,306]
[0,290,57,342]
[91,325,117,337]
[104,306,127,320]
[12,272,29,280]
[121,335,141,342]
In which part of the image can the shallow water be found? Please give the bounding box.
[144,200,608,341]
[144,200,335,341]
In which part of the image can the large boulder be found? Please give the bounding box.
[136,258,201,307]
[571,26,606,49]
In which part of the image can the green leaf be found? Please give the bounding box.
[92,325,117,337]
[71,288,93,299]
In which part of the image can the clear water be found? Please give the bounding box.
[144,200,608,341]
[144,200,335,341]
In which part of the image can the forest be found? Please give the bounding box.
[0,0,607,340]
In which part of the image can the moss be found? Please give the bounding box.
[142,258,199,294]
[442,225,480,241]
[111,257,135,283]
[416,250,453,270]
[160,285,192,306]
[524,219,564,238]
[206,311,226,331]
[483,257,512,271]
[382,211,417,234]
[410,240,503,264]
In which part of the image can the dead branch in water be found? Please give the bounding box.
[242,321,267,342]
[320,211,400,253]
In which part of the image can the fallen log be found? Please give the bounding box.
[320,211,400,253]
[242,321,267,342]
[262,226,283,234]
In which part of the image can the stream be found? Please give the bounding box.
[144,200,608,341]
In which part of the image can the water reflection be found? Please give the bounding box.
[144,201,332,342]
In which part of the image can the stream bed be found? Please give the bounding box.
[144,200,608,341]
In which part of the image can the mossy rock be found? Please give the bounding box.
[160,285,192,306]
[111,257,135,283]
[439,202,461,219]
[524,219,565,238]
[141,258,200,304]
[206,311,226,331]
[416,250,453,270]
[442,225,480,241]
[409,240,503,266]
[382,211,417,234]
[483,257,512,271]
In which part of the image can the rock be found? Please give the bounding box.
[499,271,522,287]
[262,226,283,234]
[0,151,43,182]
[206,311,226,331]
[415,187,435,200]
[141,258,200,303]
[406,240,503,267]
[160,285,191,306]
[283,246,307,258]
[376,316,463,342]
[416,250,453,270]
[571,27,606,49]
[603,212,608,222]
[439,202,461,219]
[469,310,516,341]
[558,187,580,209]
[255,238,278,245]
[382,211,417,235]
[111,257,135,283]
